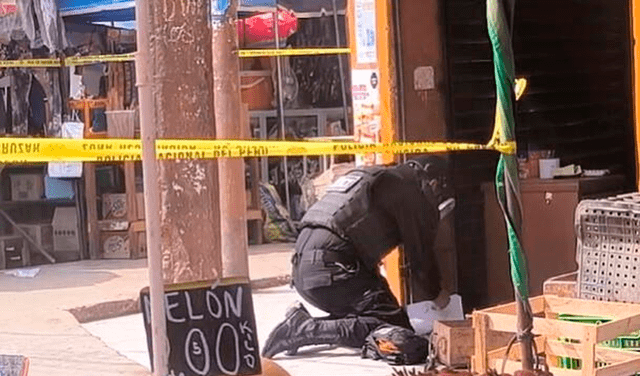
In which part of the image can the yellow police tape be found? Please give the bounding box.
[64,53,136,66]
[0,48,350,68]
[237,48,351,58]
[0,58,62,68]
[0,138,515,163]
[0,53,136,68]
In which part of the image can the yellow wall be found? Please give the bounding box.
[347,0,404,303]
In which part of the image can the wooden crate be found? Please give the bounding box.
[472,295,640,376]
[100,231,130,259]
[544,271,578,298]
[432,319,512,368]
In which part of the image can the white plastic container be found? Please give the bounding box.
[539,158,560,179]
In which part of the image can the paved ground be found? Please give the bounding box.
[1,242,426,376]
[0,243,294,376]
[83,285,416,376]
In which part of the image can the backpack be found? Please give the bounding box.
[361,324,429,365]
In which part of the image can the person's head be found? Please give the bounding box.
[404,156,450,204]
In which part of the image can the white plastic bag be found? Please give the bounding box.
[48,121,83,178]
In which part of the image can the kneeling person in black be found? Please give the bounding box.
[262,157,449,358]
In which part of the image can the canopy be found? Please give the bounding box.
[60,0,277,23]
[59,0,345,24]
[59,0,135,22]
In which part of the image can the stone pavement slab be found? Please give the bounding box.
[83,285,422,376]
[0,243,294,376]
[0,260,152,376]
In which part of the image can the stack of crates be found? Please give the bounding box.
[564,193,640,374]
[575,193,640,303]
[556,308,640,372]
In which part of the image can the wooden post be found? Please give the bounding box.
[149,0,221,285]
[212,0,250,278]
[583,327,598,376]
[70,98,109,260]
[124,162,138,258]
[84,163,99,259]
[472,312,490,374]
[136,0,222,373]
[106,62,139,259]
[376,0,398,162]
[134,0,168,373]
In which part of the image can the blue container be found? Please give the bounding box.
[45,176,75,199]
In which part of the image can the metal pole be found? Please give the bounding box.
[134,0,168,374]
[274,8,291,214]
[332,0,350,134]
[392,0,407,160]
[488,0,534,370]
[212,0,250,278]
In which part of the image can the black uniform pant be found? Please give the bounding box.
[291,227,412,348]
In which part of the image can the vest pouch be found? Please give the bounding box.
[299,249,333,290]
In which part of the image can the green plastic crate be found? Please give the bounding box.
[602,332,640,350]
[556,314,640,374]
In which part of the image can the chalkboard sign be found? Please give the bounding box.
[140,278,261,376]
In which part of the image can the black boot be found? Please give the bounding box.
[284,303,311,356]
[262,303,380,358]
[262,301,312,358]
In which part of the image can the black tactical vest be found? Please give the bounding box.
[301,167,398,268]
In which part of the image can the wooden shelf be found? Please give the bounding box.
[0,199,75,208]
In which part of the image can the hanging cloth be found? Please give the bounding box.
[15,0,67,52]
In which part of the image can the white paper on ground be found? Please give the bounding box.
[4,267,41,278]
[406,294,464,335]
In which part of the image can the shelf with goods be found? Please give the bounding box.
[238,0,352,221]
[0,163,85,268]
[71,68,144,260]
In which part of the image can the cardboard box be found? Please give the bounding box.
[102,193,127,219]
[101,231,130,259]
[18,223,54,254]
[10,173,44,201]
[52,207,80,252]
[0,235,28,269]
[432,319,512,368]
